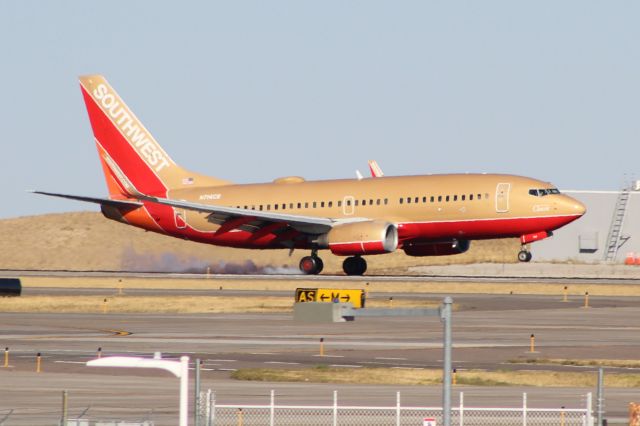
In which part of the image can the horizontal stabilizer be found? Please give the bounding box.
[30,191,143,209]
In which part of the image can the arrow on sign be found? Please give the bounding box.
[341,295,350,302]
[320,294,329,301]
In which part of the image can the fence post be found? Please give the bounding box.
[333,390,338,426]
[396,391,401,426]
[270,390,275,426]
[596,368,604,426]
[195,358,201,426]
[586,392,593,426]
[522,392,527,426]
[459,392,464,426]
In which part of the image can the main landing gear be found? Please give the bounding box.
[298,252,368,276]
[343,256,367,276]
[299,252,324,275]
[518,247,533,262]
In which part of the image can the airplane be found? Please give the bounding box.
[35,75,586,276]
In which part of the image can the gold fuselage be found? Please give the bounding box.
[162,173,584,244]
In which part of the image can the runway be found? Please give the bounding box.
[3,267,640,284]
[1,289,639,424]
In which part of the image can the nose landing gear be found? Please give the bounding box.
[518,248,532,262]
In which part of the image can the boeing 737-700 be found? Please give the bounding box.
[35,75,586,275]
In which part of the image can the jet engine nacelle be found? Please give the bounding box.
[317,221,398,256]
[403,239,471,257]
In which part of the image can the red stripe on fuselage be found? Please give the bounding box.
[162,213,582,251]
[397,214,582,241]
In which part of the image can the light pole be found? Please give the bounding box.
[87,355,189,426]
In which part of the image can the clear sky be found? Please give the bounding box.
[2,1,639,219]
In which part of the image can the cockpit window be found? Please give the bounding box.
[528,188,561,197]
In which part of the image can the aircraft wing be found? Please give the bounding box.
[33,191,366,235]
[30,191,143,209]
[139,195,359,234]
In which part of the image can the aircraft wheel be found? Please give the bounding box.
[343,256,367,276]
[300,256,322,275]
[518,250,532,263]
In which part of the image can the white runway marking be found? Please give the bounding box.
[330,364,362,368]
[206,359,236,362]
[264,361,300,365]
[251,352,277,355]
[375,357,407,360]
[312,355,344,358]
[54,361,86,364]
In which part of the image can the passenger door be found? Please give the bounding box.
[495,183,510,213]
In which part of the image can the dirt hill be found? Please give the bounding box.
[0,211,518,274]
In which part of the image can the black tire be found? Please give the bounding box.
[315,257,324,274]
[518,250,531,262]
[343,256,367,276]
[300,256,321,274]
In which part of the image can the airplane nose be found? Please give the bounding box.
[565,197,586,216]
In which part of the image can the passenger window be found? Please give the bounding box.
[346,200,351,206]
[355,200,359,206]
[453,195,458,201]
[407,197,411,204]
[362,200,366,206]
[414,197,419,203]
[274,204,278,210]
[422,196,427,203]
[438,196,442,202]
[305,202,309,208]
[430,196,434,202]
[289,203,293,209]
[267,204,271,210]
[376,199,381,205]
[470,194,474,201]
[384,198,388,205]
[321,201,325,208]
[338,200,342,207]
[297,202,301,208]
[328,201,333,208]
[313,202,317,208]
[446,195,450,202]
[461,195,465,201]
[259,205,263,211]
[477,194,481,200]
[485,193,489,199]
[399,198,403,204]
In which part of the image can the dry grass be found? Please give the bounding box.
[231,366,640,388]
[0,294,435,313]
[19,276,640,297]
[510,358,640,369]
[0,295,291,313]
[0,212,518,274]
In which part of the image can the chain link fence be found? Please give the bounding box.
[199,390,593,426]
